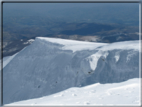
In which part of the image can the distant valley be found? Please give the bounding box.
[2,3,139,57]
[2,22,139,57]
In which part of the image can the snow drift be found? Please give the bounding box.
[6,78,141,106]
[3,37,140,104]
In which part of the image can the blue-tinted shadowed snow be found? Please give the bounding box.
[3,37,140,104]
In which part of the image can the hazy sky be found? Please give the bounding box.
[2,2,139,27]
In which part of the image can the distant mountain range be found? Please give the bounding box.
[2,22,139,57]
[2,3,139,57]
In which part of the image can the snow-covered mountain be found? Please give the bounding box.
[6,78,141,106]
[3,37,140,104]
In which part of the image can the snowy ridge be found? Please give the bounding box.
[35,37,107,52]
[7,78,141,106]
[36,37,139,52]
[97,40,139,51]
[3,53,18,68]
[3,37,140,104]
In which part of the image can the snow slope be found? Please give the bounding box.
[3,53,18,68]
[3,37,140,104]
[6,78,141,106]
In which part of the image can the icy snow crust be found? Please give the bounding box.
[3,37,140,104]
[7,78,141,106]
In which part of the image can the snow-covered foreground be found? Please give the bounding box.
[3,37,140,104]
[6,78,141,106]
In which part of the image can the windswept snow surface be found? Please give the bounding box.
[6,78,141,106]
[3,53,18,68]
[1,47,26,69]
[36,37,107,52]
[3,37,140,104]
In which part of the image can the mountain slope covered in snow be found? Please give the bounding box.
[6,78,141,106]
[3,37,140,104]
